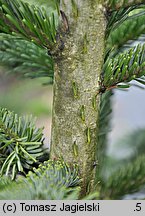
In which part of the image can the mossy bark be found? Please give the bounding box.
[50,0,106,195]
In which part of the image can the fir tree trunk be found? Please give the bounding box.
[50,0,106,195]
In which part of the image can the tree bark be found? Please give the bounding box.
[50,0,106,195]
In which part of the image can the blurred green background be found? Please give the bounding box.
[0,69,53,146]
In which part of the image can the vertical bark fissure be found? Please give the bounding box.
[50,0,106,195]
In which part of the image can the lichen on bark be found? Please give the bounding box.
[50,0,107,195]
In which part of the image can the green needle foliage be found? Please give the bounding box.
[114,128,145,162]
[107,10,145,52]
[106,6,137,38]
[0,160,80,200]
[27,160,80,188]
[0,0,59,49]
[0,176,13,191]
[1,0,145,200]
[100,155,145,199]
[97,90,113,179]
[0,34,54,79]
[105,0,144,10]
[102,44,145,91]
[0,108,47,179]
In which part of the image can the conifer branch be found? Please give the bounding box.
[0,160,80,200]
[0,34,54,79]
[101,44,145,92]
[97,90,113,178]
[105,0,145,11]
[106,5,143,38]
[107,11,145,51]
[100,155,145,199]
[0,108,47,179]
[114,128,145,162]
[0,176,13,191]
[0,0,59,50]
